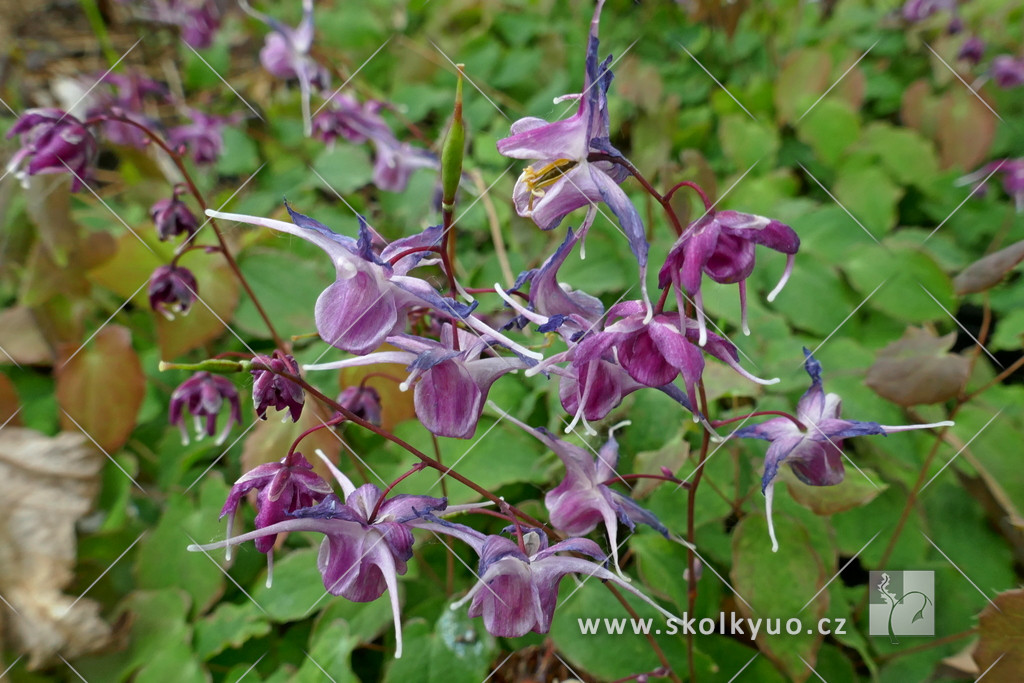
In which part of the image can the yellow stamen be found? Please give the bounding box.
[522,158,578,211]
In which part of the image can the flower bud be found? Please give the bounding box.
[5,108,98,191]
[336,385,383,425]
[150,195,198,241]
[148,264,198,320]
[250,352,304,422]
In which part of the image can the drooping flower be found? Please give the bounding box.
[306,327,531,439]
[313,93,438,192]
[733,349,953,552]
[219,450,333,557]
[240,0,327,135]
[497,410,670,576]
[250,351,305,422]
[450,530,678,638]
[958,159,1024,211]
[205,203,536,359]
[168,371,242,445]
[336,385,383,425]
[148,264,198,319]
[5,108,98,191]
[190,451,467,658]
[992,55,1024,89]
[168,109,235,165]
[496,0,650,311]
[121,0,224,48]
[658,210,800,346]
[151,192,199,241]
[957,36,985,65]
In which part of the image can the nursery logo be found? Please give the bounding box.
[868,571,935,643]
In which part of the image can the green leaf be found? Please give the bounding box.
[312,144,375,194]
[118,589,207,683]
[292,620,360,683]
[719,114,780,168]
[216,126,260,177]
[251,547,329,622]
[135,477,229,617]
[384,608,496,683]
[833,164,903,239]
[796,100,860,168]
[843,242,955,323]
[859,123,939,187]
[783,466,887,515]
[730,513,829,683]
[193,602,271,660]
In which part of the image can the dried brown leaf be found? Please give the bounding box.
[0,427,112,668]
[954,239,1024,295]
[866,327,969,406]
[0,307,53,366]
[975,588,1024,683]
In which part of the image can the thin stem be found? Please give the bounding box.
[605,584,681,683]
[287,415,346,458]
[687,381,712,683]
[368,462,428,522]
[253,363,550,531]
[600,473,689,488]
[712,410,806,431]
[386,245,442,265]
[91,114,288,352]
[588,152,686,236]
[964,354,1024,400]
[665,180,713,211]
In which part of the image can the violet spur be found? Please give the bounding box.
[734,349,953,552]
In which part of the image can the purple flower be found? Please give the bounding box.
[960,159,1024,211]
[191,451,466,658]
[557,357,645,430]
[450,530,677,638]
[336,385,383,425]
[313,94,438,192]
[497,222,605,341]
[992,55,1024,89]
[148,264,198,319]
[169,371,242,445]
[168,109,234,165]
[5,108,98,191]
[240,0,327,135]
[125,0,224,48]
[957,36,985,65]
[307,327,531,439]
[205,203,537,360]
[250,351,305,422]
[658,210,800,346]
[219,451,333,556]
[573,301,778,414]
[901,0,955,22]
[734,350,953,552]
[84,72,169,148]
[496,0,648,302]
[499,411,669,576]
[151,194,198,241]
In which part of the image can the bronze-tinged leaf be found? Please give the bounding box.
[0,307,54,366]
[156,260,240,360]
[900,79,937,137]
[56,325,145,452]
[775,49,832,125]
[865,327,969,406]
[0,372,22,426]
[974,588,1024,683]
[936,88,997,171]
[783,466,887,515]
[0,427,112,668]
[954,239,1024,295]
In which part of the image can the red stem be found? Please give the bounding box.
[89,114,289,353]
[369,462,428,522]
